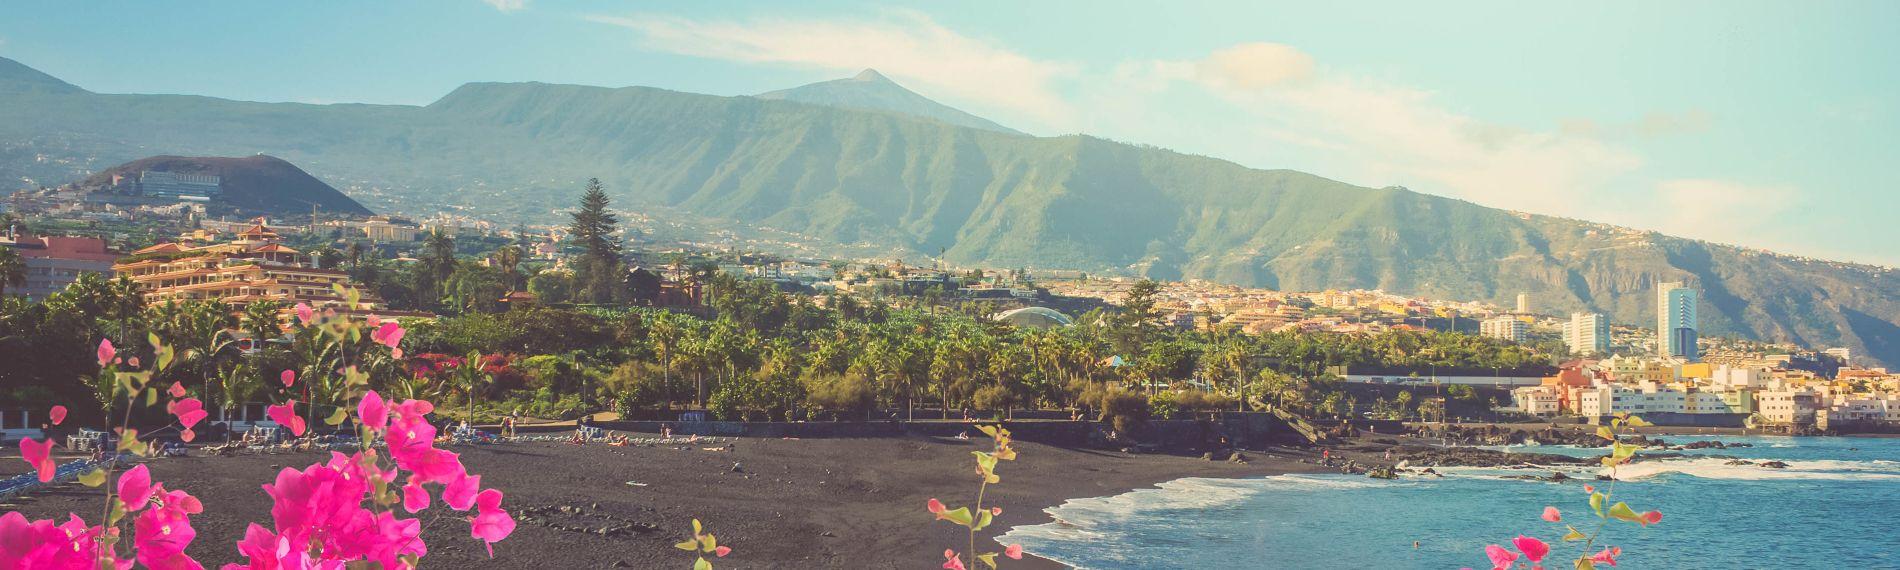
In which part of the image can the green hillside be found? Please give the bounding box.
[1,56,1896,366]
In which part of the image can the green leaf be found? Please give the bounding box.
[78,468,107,487]
[1575,558,1596,570]
[977,553,999,569]
[1607,501,1643,524]
[693,556,713,570]
[1562,525,1587,541]
[692,519,703,535]
[1625,415,1652,428]
[674,539,700,552]
[107,498,126,526]
[1595,426,1614,441]
[324,407,350,426]
[143,387,158,407]
[940,506,974,527]
[701,533,718,553]
[973,509,993,531]
[1589,492,1606,517]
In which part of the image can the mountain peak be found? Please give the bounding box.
[0,56,87,94]
[757,70,1023,135]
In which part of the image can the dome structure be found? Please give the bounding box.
[993,306,1073,328]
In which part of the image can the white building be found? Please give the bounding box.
[1564,312,1611,355]
[1757,389,1821,426]
[1515,292,1530,314]
[1512,385,1561,416]
[1480,316,1528,343]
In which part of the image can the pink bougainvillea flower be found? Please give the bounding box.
[469,488,515,557]
[280,369,296,388]
[1005,544,1024,560]
[1591,546,1622,567]
[371,322,405,349]
[942,549,967,570]
[97,338,116,367]
[990,507,1003,516]
[1639,510,1663,526]
[1541,506,1561,522]
[1513,535,1549,563]
[169,398,208,430]
[18,437,53,482]
[1583,485,1595,494]
[366,314,382,328]
[168,382,187,399]
[119,464,155,511]
[714,546,731,558]
[402,481,431,513]
[266,403,306,437]
[128,356,140,368]
[48,405,66,426]
[444,472,482,511]
[358,390,389,432]
[294,302,314,325]
[926,498,947,518]
[1484,544,1517,570]
[391,348,404,360]
[132,504,198,569]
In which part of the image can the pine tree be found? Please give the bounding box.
[569,178,623,303]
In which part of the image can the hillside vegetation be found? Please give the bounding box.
[1,57,1896,365]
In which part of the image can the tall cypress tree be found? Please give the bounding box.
[568,178,623,303]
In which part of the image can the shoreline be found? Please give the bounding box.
[1,431,1324,569]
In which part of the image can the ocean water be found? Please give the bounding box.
[1003,435,1900,569]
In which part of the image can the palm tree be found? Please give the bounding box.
[0,247,25,298]
[492,245,524,291]
[344,241,365,270]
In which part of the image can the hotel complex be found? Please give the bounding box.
[112,224,416,323]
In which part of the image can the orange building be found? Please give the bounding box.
[113,224,422,325]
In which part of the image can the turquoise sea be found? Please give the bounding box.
[1003,435,1900,569]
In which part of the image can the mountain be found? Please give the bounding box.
[1,56,1897,366]
[0,57,85,95]
[756,69,1023,135]
[77,154,373,216]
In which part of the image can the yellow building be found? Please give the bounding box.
[114,225,421,325]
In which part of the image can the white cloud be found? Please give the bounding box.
[585,10,1075,127]
[1192,42,1315,90]
[482,0,527,13]
[1129,43,1645,215]
[1651,179,1795,247]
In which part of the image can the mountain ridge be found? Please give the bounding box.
[1,56,1896,366]
[755,69,1024,135]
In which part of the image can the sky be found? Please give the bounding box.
[3,1,1896,265]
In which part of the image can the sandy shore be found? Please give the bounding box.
[2,432,1323,568]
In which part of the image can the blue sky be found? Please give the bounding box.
[3,1,1895,265]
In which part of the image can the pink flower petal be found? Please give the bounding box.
[714,545,731,557]
[280,369,296,388]
[444,472,482,511]
[97,338,116,367]
[402,482,431,513]
[1592,547,1622,567]
[294,303,314,325]
[1513,535,1550,563]
[168,382,186,399]
[1640,511,1663,526]
[128,357,139,368]
[118,464,154,511]
[1005,544,1023,559]
[1541,506,1561,522]
[358,390,390,432]
[942,549,966,570]
[926,498,946,515]
[18,437,53,482]
[1485,544,1517,570]
[266,403,306,437]
[181,428,196,443]
[48,405,67,426]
